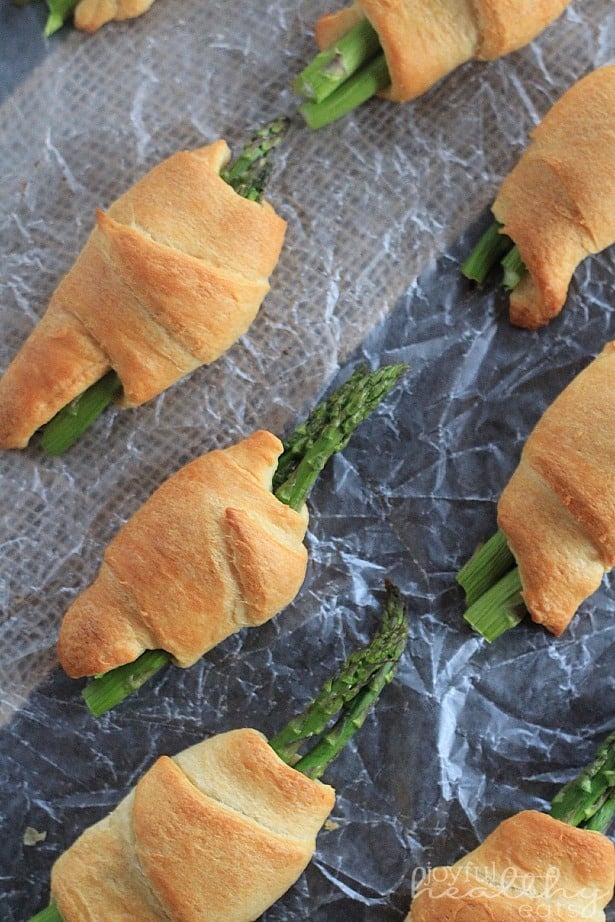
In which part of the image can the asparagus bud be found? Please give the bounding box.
[550,731,615,833]
[273,363,407,510]
[271,580,408,779]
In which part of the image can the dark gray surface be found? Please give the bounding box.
[0,0,59,105]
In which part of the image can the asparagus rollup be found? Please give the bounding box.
[31,584,408,922]
[294,1,570,129]
[73,364,407,715]
[0,118,289,454]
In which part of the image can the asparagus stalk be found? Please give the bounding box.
[463,566,525,642]
[460,222,514,284]
[28,904,63,922]
[293,20,381,103]
[270,580,407,766]
[39,371,121,457]
[80,363,407,715]
[550,731,615,833]
[43,0,78,35]
[462,219,526,290]
[273,363,407,510]
[457,529,516,607]
[501,245,527,290]
[29,582,407,922]
[294,20,391,129]
[37,117,290,456]
[81,649,172,718]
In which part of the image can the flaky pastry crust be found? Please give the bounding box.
[73,0,155,32]
[57,430,308,677]
[0,140,286,449]
[51,728,336,922]
[407,811,615,921]
[497,342,615,635]
[493,65,615,328]
[315,0,570,103]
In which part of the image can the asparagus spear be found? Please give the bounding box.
[550,731,615,834]
[30,582,407,922]
[293,20,391,129]
[457,527,526,642]
[37,116,290,456]
[81,363,407,716]
[270,580,407,766]
[461,219,526,289]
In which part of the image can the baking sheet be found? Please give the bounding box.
[1,0,615,918]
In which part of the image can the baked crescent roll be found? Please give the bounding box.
[497,342,615,636]
[407,810,615,922]
[73,0,155,32]
[51,727,336,921]
[315,0,570,103]
[57,429,308,677]
[493,65,615,329]
[0,140,286,450]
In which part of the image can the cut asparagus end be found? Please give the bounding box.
[43,0,79,35]
[550,731,615,833]
[28,903,64,922]
[299,54,390,130]
[457,529,516,607]
[293,19,382,104]
[81,649,172,717]
[39,370,122,456]
[273,363,407,511]
[463,566,525,642]
[501,244,527,291]
[461,221,514,284]
[271,580,408,779]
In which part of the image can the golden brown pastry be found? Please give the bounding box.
[497,341,615,636]
[51,728,336,921]
[57,430,308,677]
[0,140,286,450]
[493,65,615,328]
[407,810,615,921]
[74,0,155,32]
[315,0,571,103]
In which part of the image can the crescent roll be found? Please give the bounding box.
[51,728,336,921]
[0,140,286,450]
[493,65,615,328]
[73,0,155,32]
[315,0,570,103]
[497,342,615,636]
[407,810,615,922]
[57,430,308,677]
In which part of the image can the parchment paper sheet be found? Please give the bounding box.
[1,0,615,918]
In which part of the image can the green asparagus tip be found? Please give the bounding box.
[273,362,408,511]
[550,731,615,833]
[220,116,290,202]
[463,566,525,642]
[39,370,122,456]
[82,648,172,717]
[271,580,408,779]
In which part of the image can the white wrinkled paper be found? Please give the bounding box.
[1,1,615,918]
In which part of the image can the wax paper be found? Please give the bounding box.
[1,0,615,918]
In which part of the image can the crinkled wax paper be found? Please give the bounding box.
[2,0,615,918]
